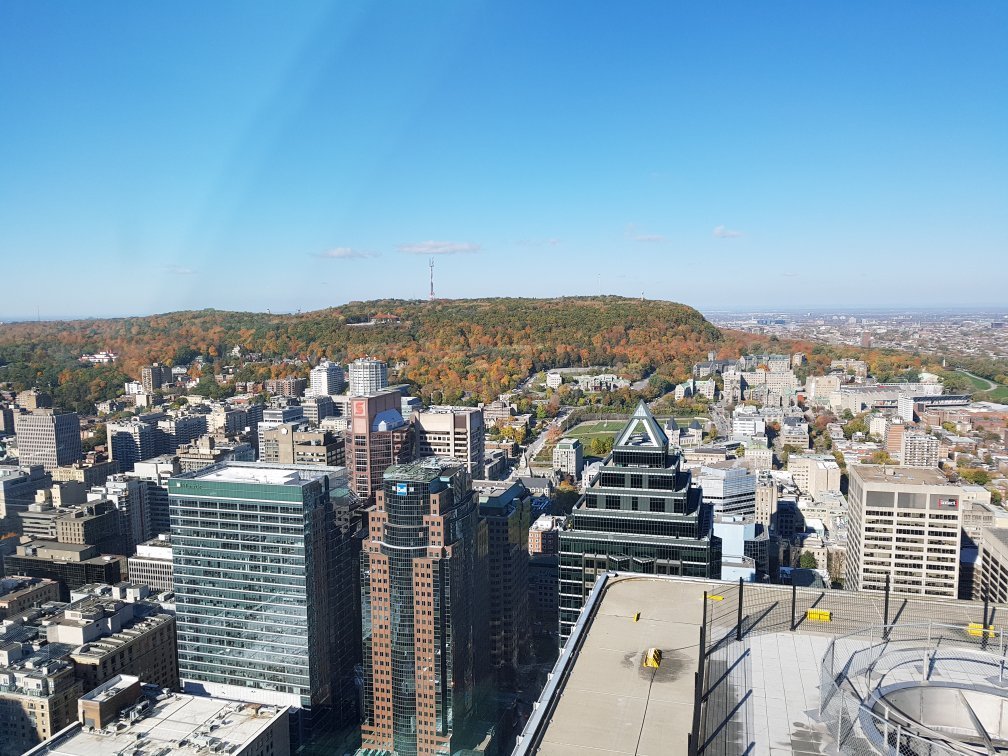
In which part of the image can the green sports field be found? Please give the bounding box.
[534,417,706,463]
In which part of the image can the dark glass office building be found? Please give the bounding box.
[360,458,484,756]
[559,402,722,642]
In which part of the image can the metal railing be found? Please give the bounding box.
[692,577,1008,755]
[820,622,1008,755]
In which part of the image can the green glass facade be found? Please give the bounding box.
[170,463,355,738]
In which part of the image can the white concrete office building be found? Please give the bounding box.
[13,409,82,471]
[552,438,584,479]
[788,455,841,499]
[901,431,940,468]
[413,406,486,476]
[127,534,174,592]
[309,359,345,396]
[846,465,962,598]
[694,463,757,518]
[348,357,388,396]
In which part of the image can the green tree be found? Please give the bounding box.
[798,551,819,570]
[551,482,581,514]
[82,423,106,454]
[958,467,991,486]
[172,346,201,366]
[191,374,233,400]
[869,450,896,465]
[843,413,868,439]
[779,443,801,466]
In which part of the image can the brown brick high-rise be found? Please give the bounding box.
[361,458,485,756]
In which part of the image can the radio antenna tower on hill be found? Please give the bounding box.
[429,257,435,301]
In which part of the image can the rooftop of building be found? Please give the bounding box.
[530,514,564,532]
[690,445,729,455]
[69,612,174,663]
[474,479,529,509]
[17,539,99,555]
[790,452,840,463]
[0,575,57,601]
[384,456,463,483]
[983,526,1008,553]
[517,475,552,488]
[614,401,669,450]
[417,404,481,415]
[695,461,751,476]
[0,465,36,481]
[850,463,954,486]
[136,533,172,548]
[25,676,288,756]
[175,461,336,486]
[515,574,1008,756]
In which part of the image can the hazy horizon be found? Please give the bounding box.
[3,297,1006,326]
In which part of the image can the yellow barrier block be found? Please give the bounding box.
[967,623,995,638]
[633,612,640,622]
[806,608,832,622]
[708,595,725,602]
[643,648,663,669]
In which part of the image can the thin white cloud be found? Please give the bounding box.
[514,238,561,247]
[397,240,481,255]
[713,225,743,239]
[164,265,196,276]
[317,247,378,260]
[626,223,666,243]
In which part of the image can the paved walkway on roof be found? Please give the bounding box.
[535,577,709,755]
[701,629,836,756]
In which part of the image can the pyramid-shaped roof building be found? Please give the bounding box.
[614,400,669,450]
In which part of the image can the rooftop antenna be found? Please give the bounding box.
[429,257,435,301]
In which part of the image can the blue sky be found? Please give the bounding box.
[1,2,1006,319]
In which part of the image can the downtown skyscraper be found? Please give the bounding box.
[360,457,486,756]
[559,402,722,642]
[169,462,358,741]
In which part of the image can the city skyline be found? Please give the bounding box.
[2,2,1006,318]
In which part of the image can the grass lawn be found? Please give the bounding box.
[986,385,1008,403]
[534,421,624,463]
[565,420,626,438]
[534,416,707,462]
[956,369,1008,404]
[960,372,993,392]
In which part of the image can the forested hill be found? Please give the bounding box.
[0,297,771,406]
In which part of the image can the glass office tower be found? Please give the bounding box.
[169,462,355,739]
[360,458,484,756]
[559,402,722,642]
